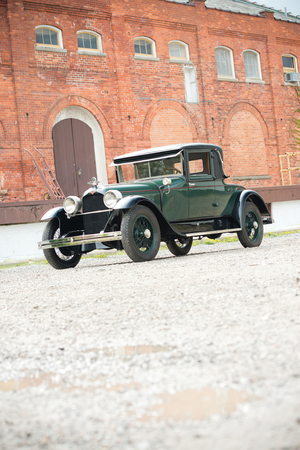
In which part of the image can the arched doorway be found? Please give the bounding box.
[52,119,96,197]
[52,106,107,197]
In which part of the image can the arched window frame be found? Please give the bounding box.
[282,53,300,85]
[282,53,298,74]
[35,25,63,50]
[243,49,263,82]
[76,31,105,56]
[134,37,159,61]
[215,46,236,81]
[168,40,190,63]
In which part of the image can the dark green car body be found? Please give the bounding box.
[39,143,271,269]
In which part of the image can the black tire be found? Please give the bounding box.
[121,205,161,262]
[167,237,193,256]
[42,218,82,270]
[237,202,263,248]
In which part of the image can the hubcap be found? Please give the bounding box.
[132,216,154,253]
[245,211,260,241]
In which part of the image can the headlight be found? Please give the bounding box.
[63,196,82,216]
[103,190,122,208]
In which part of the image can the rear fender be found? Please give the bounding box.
[233,190,270,227]
[111,195,175,237]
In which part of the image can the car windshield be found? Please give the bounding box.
[117,154,182,182]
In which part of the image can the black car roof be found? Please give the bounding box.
[112,143,223,165]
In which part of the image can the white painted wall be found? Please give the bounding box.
[1,199,300,263]
[0,222,45,263]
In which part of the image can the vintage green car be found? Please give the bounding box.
[38,143,271,269]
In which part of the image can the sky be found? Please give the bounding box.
[256,0,300,15]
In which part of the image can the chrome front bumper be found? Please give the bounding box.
[38,231,122,250]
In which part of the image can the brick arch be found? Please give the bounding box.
[43,95,113,142]
[222,102,270,184]
[142,100,198,143]
[222,102,269,145]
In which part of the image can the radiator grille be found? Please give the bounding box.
[82,193,109,235]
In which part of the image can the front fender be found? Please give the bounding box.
[40,207,83,236]
[40,207,65,222]
[233,190,270,227]
[111,195,177,238]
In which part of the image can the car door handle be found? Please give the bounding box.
[78,168,82,177]
[189,183,195,186]
[212,203,219,207]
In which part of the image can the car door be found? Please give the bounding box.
[186,150,215,219]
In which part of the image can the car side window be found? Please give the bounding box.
[188,152,210,179]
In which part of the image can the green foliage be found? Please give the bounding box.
[291,87,300,150]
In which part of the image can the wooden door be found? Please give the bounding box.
[52,119,97,197]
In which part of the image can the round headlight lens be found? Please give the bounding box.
[103,190,122,208]
[63,196,82,216]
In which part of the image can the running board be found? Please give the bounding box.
[185,228,242,237]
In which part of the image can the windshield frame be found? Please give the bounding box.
[116,151,183,183]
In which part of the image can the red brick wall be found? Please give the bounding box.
[0,0,300,202]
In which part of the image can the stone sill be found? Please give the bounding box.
[169,58,193,65]
[164,0,195,5]
[284,81,300,86]
[77,50,106,57]
[245,79,265,84]
[231,175,272,181]
[217,77,239,83]
[35,46,67,53]
[134,55,160,62]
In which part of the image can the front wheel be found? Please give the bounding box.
[121,205,161,262]
[42,218,82,270]
[167,237,193,256]
[237,202,263,248]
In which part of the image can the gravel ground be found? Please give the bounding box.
[0,233,300,450]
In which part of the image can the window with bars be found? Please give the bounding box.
[243,50,261,79]
[134,38,154,56]
[77,32,100,51]
[35,26,61,47]
[169,41,188,60]
[215,47,235,78]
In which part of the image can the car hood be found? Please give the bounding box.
[82,179,164,198]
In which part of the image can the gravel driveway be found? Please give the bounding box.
[0,233,300,450]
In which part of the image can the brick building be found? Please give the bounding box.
[1,0,300,204]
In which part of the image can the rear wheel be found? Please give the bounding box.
[42,218,82,269]
[121,206,161,262]
[167,237,193,256]
[237,202,263,248]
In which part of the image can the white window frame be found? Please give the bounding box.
[35,25,64,52]
[134,37,159,61]
[243,49,263,83]
[169,40,190,64]
[215,46,237,81]
[76,31,105,56]
[282,54,299,85]
[183,66,198,103]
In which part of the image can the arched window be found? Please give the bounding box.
[35,26,62,48]
[283,54,297,73]
[283,54,299,83]
[134,37,155,57]
[77,31,102,52]
[215,47,235,79]
[168,41,189,60]
[243,50,262,80]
